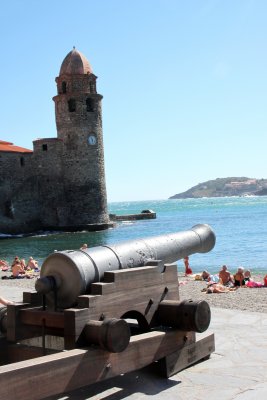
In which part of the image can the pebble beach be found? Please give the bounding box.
[178,273,267,314]
[1,270,266,313]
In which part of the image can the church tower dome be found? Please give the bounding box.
[59,47,93,76]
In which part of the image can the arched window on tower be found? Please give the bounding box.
[86,98,94,112]
[62,81,67,93]
[68,98,76,112]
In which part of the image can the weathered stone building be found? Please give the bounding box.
[0,48,110,234]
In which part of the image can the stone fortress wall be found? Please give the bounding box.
[0,48,109,234]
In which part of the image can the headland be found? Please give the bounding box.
[170,177,267,199]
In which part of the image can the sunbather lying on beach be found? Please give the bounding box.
[246,280,264,288]
[244,273,267,288]
[202,270,219,283]
[0,260,9,271]
[204,283,237,293]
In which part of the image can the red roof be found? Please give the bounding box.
[0,140,32,153]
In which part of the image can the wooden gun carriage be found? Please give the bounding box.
[0,224,216,399]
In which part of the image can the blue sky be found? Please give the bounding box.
[1,0,266,202]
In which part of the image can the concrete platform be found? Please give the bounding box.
[1,286,266,399]
[43,307,266,400]
[0,285,25,303]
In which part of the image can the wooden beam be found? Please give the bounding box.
[0,329,195,400]
[6,343,58,363]
[0,337,8,365]
[19,308,65,329]
[6,303,41,342]
[64,308,90,349]
[22,291,43,306]
[158,331,215,377]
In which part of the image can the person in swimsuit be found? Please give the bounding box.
[0,260,9,271]
[205,283,237,293]
[11,262,26,277]
[219,265,234,286]
[234,267,245,287]
[202,270,219,283]
[183,256,192,276]
[243,270,251,283]
[26,257,39,271]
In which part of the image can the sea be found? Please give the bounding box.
[0,196,266,275]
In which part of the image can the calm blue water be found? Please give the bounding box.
[0,197,266,275]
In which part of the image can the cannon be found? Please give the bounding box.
[0,224,216,400]
[36,223,215,308]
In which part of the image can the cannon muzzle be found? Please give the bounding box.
[36,224,215,308]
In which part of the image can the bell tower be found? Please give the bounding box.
[53,48,109,227]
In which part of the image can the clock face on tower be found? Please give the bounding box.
[88,135,96,145]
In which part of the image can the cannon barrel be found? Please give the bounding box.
[35,224,215,308]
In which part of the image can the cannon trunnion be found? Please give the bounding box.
[0,225,216,400]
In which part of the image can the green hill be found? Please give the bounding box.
[169,177,267,199]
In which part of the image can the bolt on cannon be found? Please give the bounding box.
[0,224,216,400]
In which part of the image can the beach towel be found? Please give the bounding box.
[246,281,264,288]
